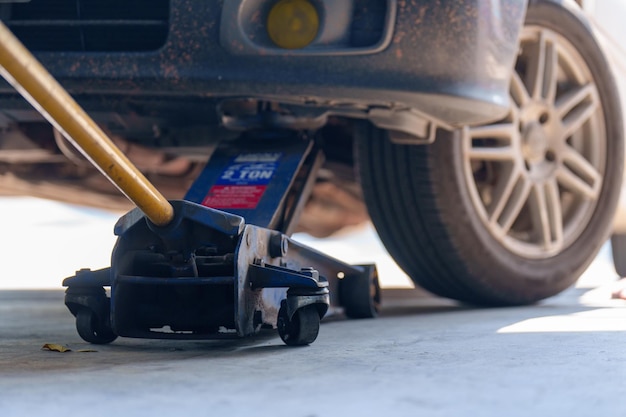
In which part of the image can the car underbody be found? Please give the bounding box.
[0,117,369,237]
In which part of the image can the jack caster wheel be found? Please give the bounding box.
[340,264,381,319]
[277,303,320,346]
[75,308,118,345]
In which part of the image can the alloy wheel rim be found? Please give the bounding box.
[462,26,607,259]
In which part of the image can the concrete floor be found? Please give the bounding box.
[1,281,625,417]
[1,197,625,416]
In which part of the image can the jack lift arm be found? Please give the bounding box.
[0,22,380,346]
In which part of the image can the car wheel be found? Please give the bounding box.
[356,0,624,305]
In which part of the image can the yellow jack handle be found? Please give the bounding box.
[0,21,174,226]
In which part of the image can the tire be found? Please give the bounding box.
[340,264,381,319]
[356,0,624,305]
[612,234,626,277]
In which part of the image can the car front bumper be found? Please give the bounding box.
[0,0,527,129]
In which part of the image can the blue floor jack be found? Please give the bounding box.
[0,22,380,346]
[63,132,380,346]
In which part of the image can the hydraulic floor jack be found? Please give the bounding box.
[0,23,380,346]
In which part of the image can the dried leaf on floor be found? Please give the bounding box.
[41,343,71,353]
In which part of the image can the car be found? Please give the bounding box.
[0,0,622,306]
